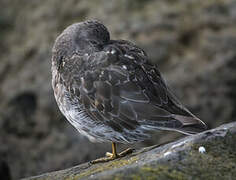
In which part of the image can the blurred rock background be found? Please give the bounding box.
[0,0,235,179]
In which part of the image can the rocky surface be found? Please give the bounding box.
[1,0,236,179]
[23,122,236,180]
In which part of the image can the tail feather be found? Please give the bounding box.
[172,114,207,134]
[141,114,207,135]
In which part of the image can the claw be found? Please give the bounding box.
[90,142,133,164]
[106,152,113,157]
[118,148,133,157]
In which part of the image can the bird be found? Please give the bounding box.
[51,20,207,163]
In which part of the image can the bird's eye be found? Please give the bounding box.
[90,40,103,50]
[90,40,99,45]
[58,56,63,70]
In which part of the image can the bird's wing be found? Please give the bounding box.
[138,63,207,134]
[65,48,206,135]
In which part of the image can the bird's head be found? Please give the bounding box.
[52,20,110,69]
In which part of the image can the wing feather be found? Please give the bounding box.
[65,42,206,135]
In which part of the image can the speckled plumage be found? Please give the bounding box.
[51,20,207,144]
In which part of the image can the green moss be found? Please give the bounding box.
[101,165,188,180]
[138,166,187,180]
[65,175,78,180]
[75,156,139,179]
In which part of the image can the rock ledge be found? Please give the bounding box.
[23,122,236,180]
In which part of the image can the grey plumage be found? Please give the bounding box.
[51,20,207,144]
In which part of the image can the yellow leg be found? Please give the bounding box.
[112,142,118,158]
[105,142,117,158]
[90,142,133,164]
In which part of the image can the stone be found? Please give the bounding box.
[23,122,236,180]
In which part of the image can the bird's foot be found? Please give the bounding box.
[90,155,117,164]
[90,148,133,164]
[119,148,134,157]
[106,148,133,158]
